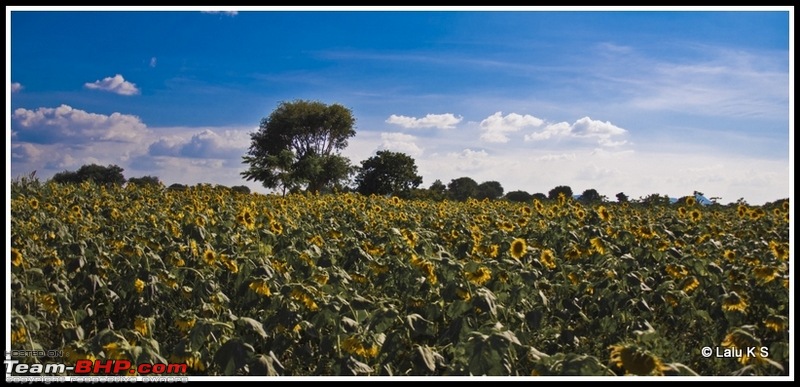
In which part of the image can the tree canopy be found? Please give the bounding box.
[241,100,356,194]
[548,185,573,201]
[51,164,126,186]
[355,150,423,198]
[476,181,504,200]
[448,177,479,201]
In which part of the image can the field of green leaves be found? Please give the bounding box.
[10,179,790,376]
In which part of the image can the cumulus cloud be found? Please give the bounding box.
[525,116,628,147]
[148,129,250,159]
[386,113,462,129]
[378,132,423,157]
[480,112,544,143]
[11,143,43,162]
[11,82,23,93]
[12,104,151,144]
[446,148,490,172]
[84,74,140,96]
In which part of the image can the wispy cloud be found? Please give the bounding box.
[386,113,462,129]
[11,82,23,93]
[480,112,544,143]
[150,57,157,68]
[84,74,140,96]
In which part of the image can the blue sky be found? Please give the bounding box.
[7,7,793,204]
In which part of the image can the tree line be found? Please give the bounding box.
[34,100,781,207]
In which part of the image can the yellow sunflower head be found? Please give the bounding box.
[721,291,747,313]
[609,344,667,376]
[539,249,557,270]
[596,206,611,222]
[11,248,23,267]
[509,238,527,260]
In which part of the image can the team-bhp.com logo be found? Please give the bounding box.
[6,357,188,376]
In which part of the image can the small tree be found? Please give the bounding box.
[127,175,162,187]
[578,188,603,204]
[476,181,504,200]
[548,185,573,201]
[355,150,423,198]
[505,190,533,203]
[447,177,479,201]
[616,192,629,203]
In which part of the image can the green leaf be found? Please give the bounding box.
[238,317,268,340]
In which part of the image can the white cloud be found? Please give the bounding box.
[11,143,42,162]
[11,82,23,93]
[480,112,544,143]
[524,116,627,147]
[84,74,140,96]
[148,128,250,159]
[377,132,423,157]
[12,104,151,144]
[150,57,157,68]
[446,148,490,173]
[386,113,462,129]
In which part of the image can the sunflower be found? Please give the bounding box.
[764,315,787,332]
[220,254,239,273]
[567,272,581,285]
[680,276,700,293]
[175,317,196,333]
[313,272,330,285]
[533,199,544,213]
[723,249,736,261]
[202,248,216,266]
[290,287,319,311]
[11,248,23,267]
[456,287,472,301]
[102,342,125,359]
[665,264,688,279]
[737,205,748,218]
[237,208,256,230]
[638,226,656,239]
[308,235,324,247]
[574,208,586,220]
[768,241,788,261]
[509,238,527,260]
[520,206,533,216]
[689,209,702,222]
[609,344,667,376]
[596,206,611,222]
[721,292,747,313]
[466,266,492,286]
[28,197,39,210]
[402,229,418,247]
[11,325,27,344]
[685,196,696,206]
[134,278,145,294]
[498,221,515,232]
[270,220,284,236]
[677,206,687,217]
[753,266,778,283]
[134,316,149,336]
[249,279,271,297]
[721,329,763,365]
[589,237,605,255]
[539,249,557,270]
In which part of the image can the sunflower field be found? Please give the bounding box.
[9,178,790,376]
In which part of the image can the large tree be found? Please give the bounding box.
[548,185,573,201]
[241,100,356,194]
[355,150,422,198]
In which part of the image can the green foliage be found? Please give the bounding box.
[476,181,504,201]
[51,164,126,186]
[504,190,532,203]
[241,100,356,194]
[355,150,423,198]
[578,189,603,204]
[547,185,573,201]
[127,175,163,188]
[447,177,479,201]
